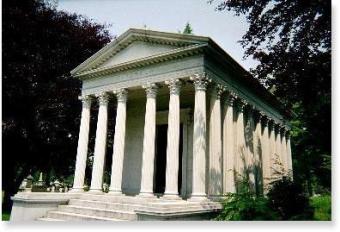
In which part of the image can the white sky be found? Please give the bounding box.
[57,0,259,70]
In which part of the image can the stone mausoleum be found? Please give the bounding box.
[11,29,292,221]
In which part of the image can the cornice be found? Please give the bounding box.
[71,28,209,76]
[74,44,206,80]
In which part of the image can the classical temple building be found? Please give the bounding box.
[10,29,292,221]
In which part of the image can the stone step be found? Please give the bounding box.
[57,205,137,220]
[69,199,148,212]
[69,199,218,215]
[68,198,207,212]
[77,194,219,209]
[46,210,126,221]
[36,217,64,222]
[78,194,182,205]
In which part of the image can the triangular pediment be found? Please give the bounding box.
[98,41,180,69]
[70,28,209,76]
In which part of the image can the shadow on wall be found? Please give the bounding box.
[234,139,263,195]
[271,152,285,181]
[193,109,206,188]
[255,137,263,195]
[209,167,223,196]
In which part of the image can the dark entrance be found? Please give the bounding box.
[154,124,183,194]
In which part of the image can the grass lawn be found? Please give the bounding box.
[310,195,331,221]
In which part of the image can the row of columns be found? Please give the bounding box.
[72,73,292,198]
[210,87,292,195]
[72,74,210,199]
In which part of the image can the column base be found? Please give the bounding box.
[107,190,124,196]
[138,191,156,198]
[208,195,224,202]
[188,193,207,202]
[69,188,84,193]
[87,189,104,195]
[162,193,182,200]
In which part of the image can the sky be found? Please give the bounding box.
[57,0,259,70]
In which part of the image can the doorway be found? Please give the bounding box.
[154,124,183,194]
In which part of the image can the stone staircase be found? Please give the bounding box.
[38,194,222,221]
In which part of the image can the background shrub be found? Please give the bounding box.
[267,177,313,220]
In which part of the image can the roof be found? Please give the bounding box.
[70,28,290,119]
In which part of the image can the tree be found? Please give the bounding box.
[182,22,194,34]
[210,0,331,194]
[2,0,112,211]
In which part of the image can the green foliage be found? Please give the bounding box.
[211,0,331,195]
[2,0,112,211]
[310,195,331,221]
[216,176,322,221]
[2,212,10,221]
[216,192,276,221]
[182,22,193,34]
[216,178,277,221]
[267,177,313,220]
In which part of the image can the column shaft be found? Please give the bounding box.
[208,85,224,197]
[139,84,158,196]
[190,74,210,199]
[280,129,288,175]
[109,89,128,194]
[274,125,283,178]
[72,96,92,192]
[164,79,181,197]
[260,116,271,191]
[235,100,246,190]
[253,113,263,195]
[268,121,276,181]
[246,108,256,192]
[89,93,109,193]
[223,94,236,193]
[286,134,293,178]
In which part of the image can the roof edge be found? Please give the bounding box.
[70,28,210,76]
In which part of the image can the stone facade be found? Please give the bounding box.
[10,28,292,221]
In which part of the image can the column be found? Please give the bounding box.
[164,79,181,198]
[253,111,263,195]
[280,127,288,175]
[246,106,256,192]
[222,92,236,193]
[286,131,293,178]
[89,93,109,193]
[189,73,210,200]
[208,84,225,198]
[268,119,276,181]
[274,124,283,178]
[235,99,247,191]
[260,114,271,192]
[71,95,92,192]
[109,89,128,195]
[139,83,158,197]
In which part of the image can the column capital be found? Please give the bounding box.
[279,125,286,135]
[246,104,256,116]
[114,88,128,102]
[273,123,279,131]
[211,83,226,99]
[142,83,159,98]
[224,91,237,106]
[252,110,260,121]
[268,118,276,129]
[190,73,211,91]
[78,95,92,108]
[165,79,182,95]
[259,112,269,125]
[95,93,110,105]
[236,99,247,112]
